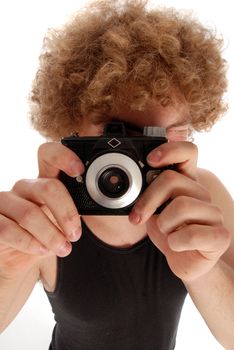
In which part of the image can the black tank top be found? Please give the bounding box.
[46,219,187,350]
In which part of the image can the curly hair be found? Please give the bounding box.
[29,0,228,140]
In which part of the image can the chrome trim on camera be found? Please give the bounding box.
[143,126,166,137]
[86,153,142,209]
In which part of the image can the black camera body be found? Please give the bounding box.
[60,121,171,215]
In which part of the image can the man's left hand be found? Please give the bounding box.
[129,141,231,281]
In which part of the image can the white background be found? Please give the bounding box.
[0,0,233,349]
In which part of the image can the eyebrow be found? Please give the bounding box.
[126,118,190,131]
[166,116,191,129]
[110,115,190,133]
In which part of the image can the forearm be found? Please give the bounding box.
[0,266,39,333]
[184,260,234,350]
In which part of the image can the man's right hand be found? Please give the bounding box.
[0,142,84,275]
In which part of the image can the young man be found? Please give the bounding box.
[0,1,233,349]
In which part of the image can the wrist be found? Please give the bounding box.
[182,259,233,292]
[182,260,221,290]
[0,257,41,281]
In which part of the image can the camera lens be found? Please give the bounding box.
[98,167,129,198]
[86,153,143,209]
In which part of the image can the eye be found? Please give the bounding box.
[166,126,189,141]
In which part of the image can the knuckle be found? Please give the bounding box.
[38,143,49,165]
[63,208,79,225]
[13,231,38,254]
[41,178,62,197]
[187,141,198,158]
[186,225,197,245]
[161,169,178,182]
[204,190,212,203]
[12,179,27,192]
[0,219,32,252]
[191,142,198,154]
[198,185,212,203]
[19,204,40,227]
[38,142,60,168]
[215,226,231,247]
[212,205,224,224]
[38,142,50,157]
[174,196,190,214]
[13,231,29,249]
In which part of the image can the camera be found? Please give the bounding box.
[60,121,172,215]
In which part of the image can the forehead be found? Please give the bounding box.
[114,100,190,128]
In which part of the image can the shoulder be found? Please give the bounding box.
[197,168,233,205]
[196,167,234,226]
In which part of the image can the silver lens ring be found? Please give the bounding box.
[86,153,143,209]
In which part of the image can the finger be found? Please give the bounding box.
[0,192,72,257]
[12,178,81,242]
[157,196,224,235]
[0,214,49,255]
[147,141,198,179]
[38,142,84,178]
[167,224,231,257]
[129,170,210,224]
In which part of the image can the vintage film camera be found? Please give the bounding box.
[60,121,172,215]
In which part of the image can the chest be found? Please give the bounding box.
[46,235,186,323]
[44,234,187,350]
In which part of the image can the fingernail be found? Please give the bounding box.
[58,241,72,257]
[70,159,83,176]
[147,150,162,163]
[129,210,141,225]
[69,226,82,242]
